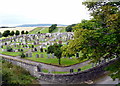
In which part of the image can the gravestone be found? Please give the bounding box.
[108,58,111,61]
[1,45,3,48]
[32,45,34,48]
[64,56,66,58]
[5,42,7,45]
[37,64,42,72]
[52,53,54,58]
[47,54,50,58]
[40,48,43,52]
[21,49,23,52]
[36,54,39,58]
[26,53,29,57]
[40,54,44,58]
[70,69,74,73]
[78,68,81,72]
[29,53,32,57]
[92,63,95,67]
[15,50,18,52]
[76,53,79,58]
[66,42,69,45]
[45,49,47,52]
[18,49,20,51]
[34,48,37,52]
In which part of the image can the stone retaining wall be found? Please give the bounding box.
[2,56,118,84]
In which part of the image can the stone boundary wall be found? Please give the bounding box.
[2,56,118,84]
[37,58,118,84]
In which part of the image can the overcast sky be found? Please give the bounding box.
[0,0,91,26]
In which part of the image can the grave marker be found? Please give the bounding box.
[70,69,74,73]
[36,54,39,58]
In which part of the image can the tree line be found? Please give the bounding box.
[0,30,29,38]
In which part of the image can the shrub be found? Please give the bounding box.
[6,46,13,52]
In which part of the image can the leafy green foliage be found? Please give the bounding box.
[2,60,38,85]
[38,31,40,34]
[15,30,20,36]
[0,32,2,38]
[20,53,25,58]
[66,24,76,32]
[49,24,57,33]
[105,58,120,81]
[6,46,13,52]
[47,43,62,65]
[25,31,29,34]
[2,30,10,37]
[10,31,15,36]
[73,19,101,31]
[62,0,120,80]
[21,30,24,34]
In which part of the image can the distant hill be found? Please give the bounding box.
[16,24,68,27]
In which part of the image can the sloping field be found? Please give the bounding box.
[0,27,36,33]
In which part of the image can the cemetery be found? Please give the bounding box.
[0,31,88,67]
[0,27,117,75]
[1,0,120,84]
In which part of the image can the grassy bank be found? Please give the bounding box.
[2,60,39,85]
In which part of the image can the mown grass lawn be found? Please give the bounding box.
[60,28,66,33]
[0,36,13,40]
[1,52,22,57]
[52,28,59,33]
[41,63,92,74]
[40,28,49,33]
[25,52,88,66]
[28,27,42,34]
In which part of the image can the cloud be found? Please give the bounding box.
[0,0,90,26]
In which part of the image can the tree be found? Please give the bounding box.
[10,31,14,36]
[49,24,57,33]
[38,31,40,34]
[73,19,101,31]
[25,31,29,34]
[47,43,63,65]
[54,49,62,65]
[66,24,76,32]
[62,0,120,81]
[2,30,10,37]
[47,45,54,54]
[15,30,20,36]
[21,30,24,34]
[6,46,13,52]
[0,32,2,38]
